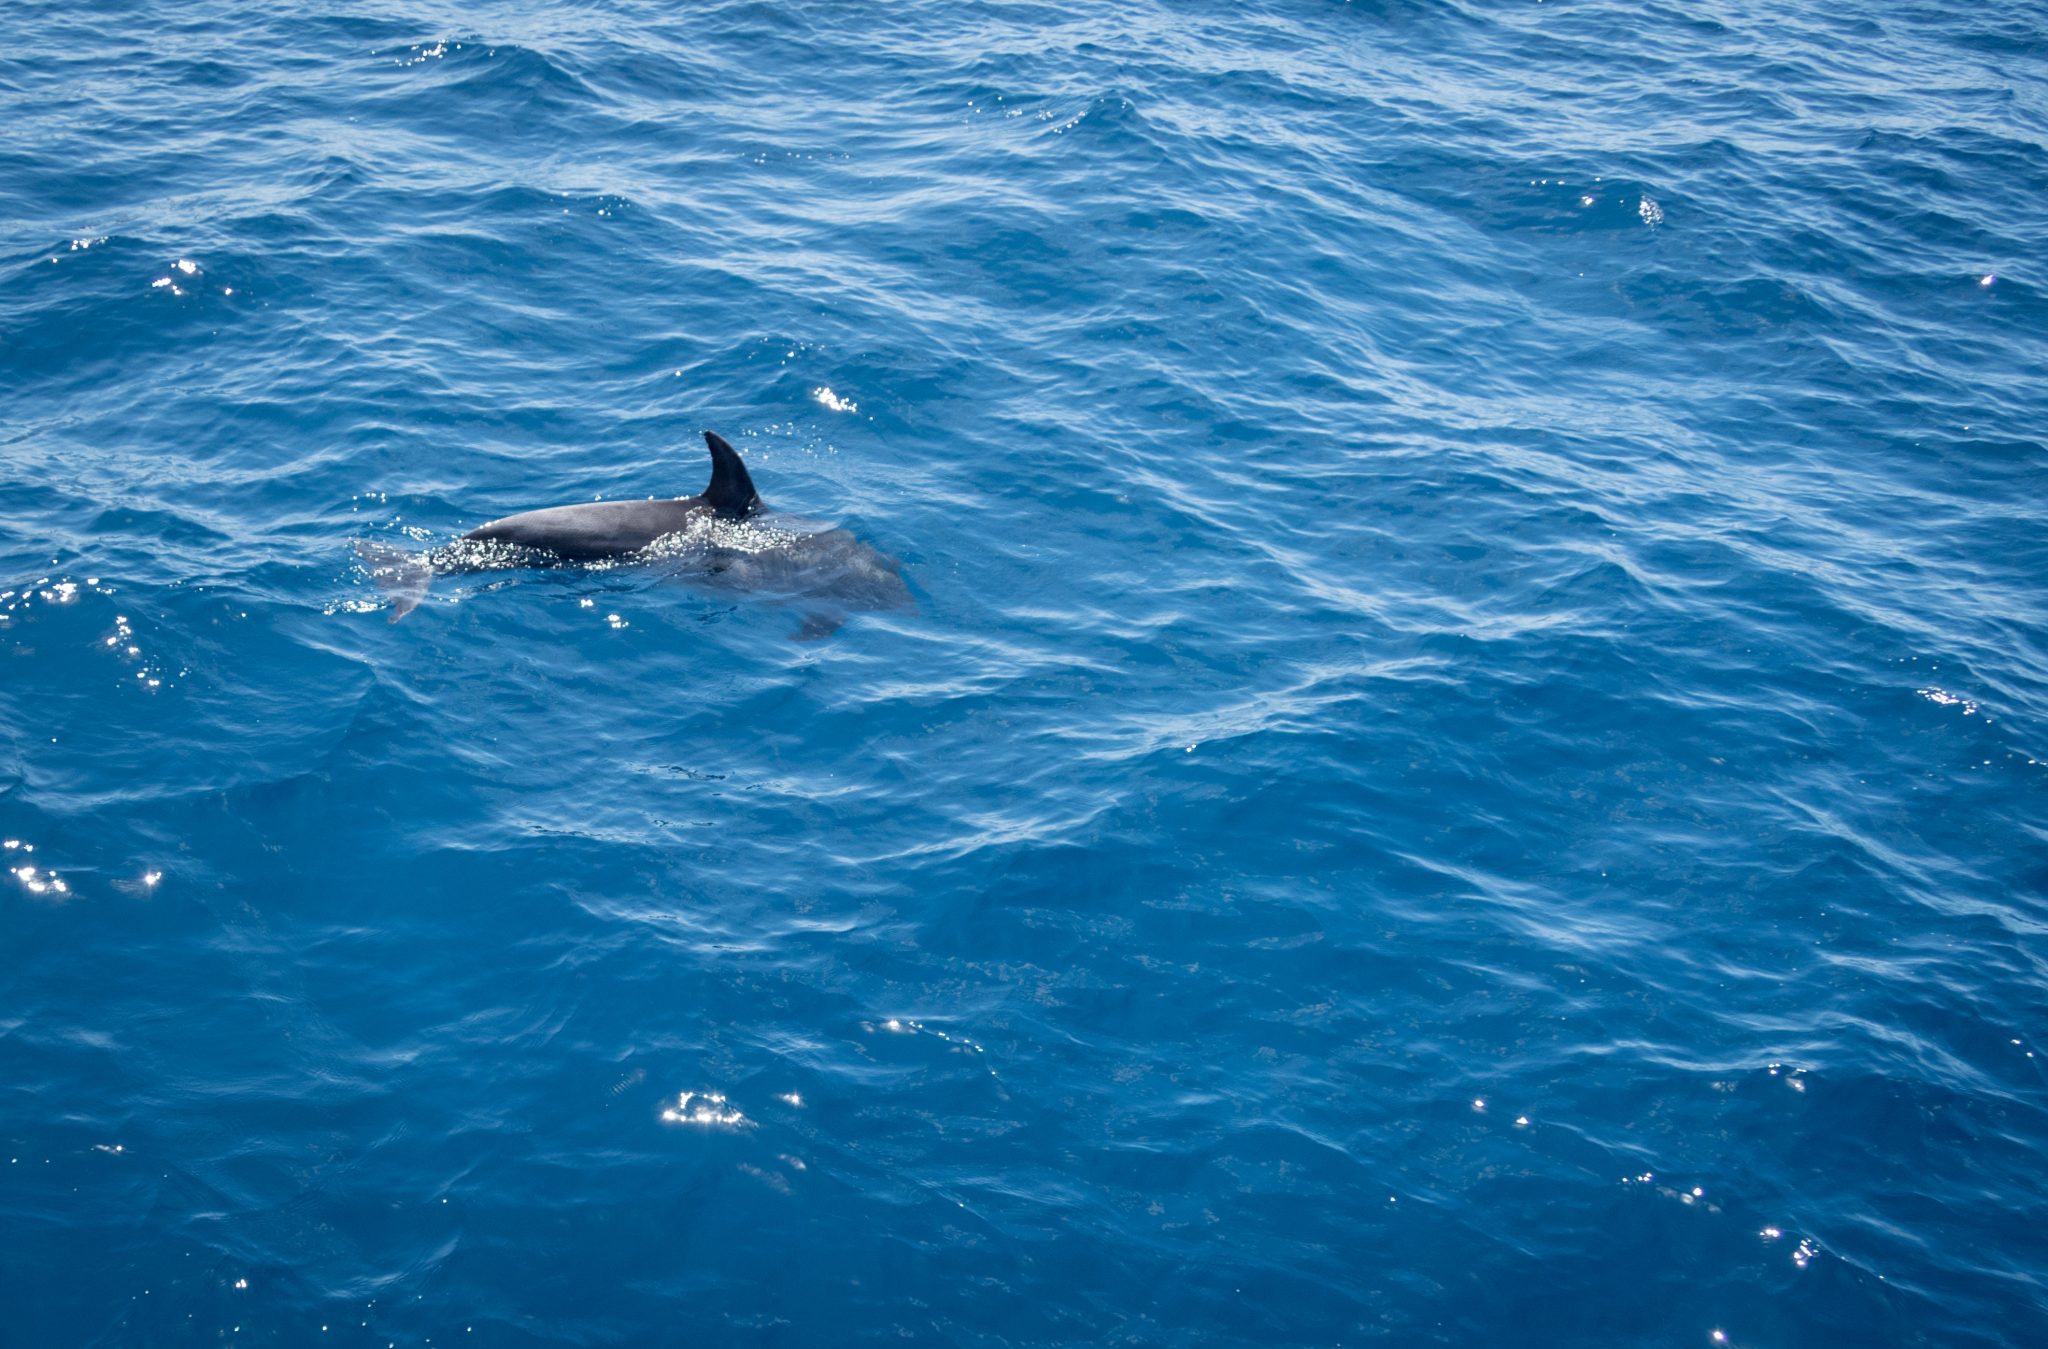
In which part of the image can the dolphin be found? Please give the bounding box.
[354,431,911,638]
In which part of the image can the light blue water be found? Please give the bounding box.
[4,2,2047,1344]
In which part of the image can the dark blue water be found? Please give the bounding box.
[5,2,2047,1344]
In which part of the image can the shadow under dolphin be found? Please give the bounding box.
[354,431,912,640]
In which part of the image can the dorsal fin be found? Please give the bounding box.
[701,430,761,518]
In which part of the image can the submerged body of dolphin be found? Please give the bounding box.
[355,431,911,638]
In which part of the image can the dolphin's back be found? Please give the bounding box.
[464,498,705,561]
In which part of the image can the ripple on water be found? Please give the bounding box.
[2,1,2048,1346]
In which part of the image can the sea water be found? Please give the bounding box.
[3,2,2046,1345]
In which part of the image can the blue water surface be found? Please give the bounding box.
[4,1,2047,1344]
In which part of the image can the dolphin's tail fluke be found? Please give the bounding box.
[354,539,433,622]
[791,609,846,642]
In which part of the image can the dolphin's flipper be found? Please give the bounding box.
[354,539,433,622]
[702,431,761,518]
[792,610,844,642]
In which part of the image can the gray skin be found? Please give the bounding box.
[465,428,762,558]
[355,431,911,638]
[463,497,708,559]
